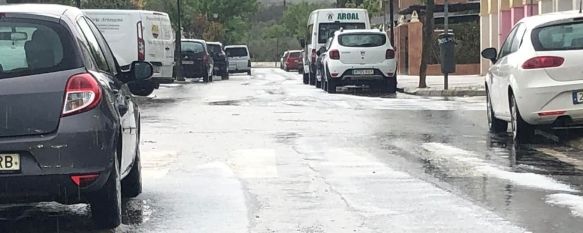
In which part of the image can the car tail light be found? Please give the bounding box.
[137,21,145,61]
[311,49,317,64]
[329,49,340,60]
[538,111,566,117]
[522,56,564,69]
[386,49,395,59]
[62,73,102,117]
[203,54,209,64]
[71,173,99,187]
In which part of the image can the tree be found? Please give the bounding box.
[281,2,325,39]
[419,0,434,88]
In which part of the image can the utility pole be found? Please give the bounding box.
[443,0,449,90]
[175,0,185,81]
[389,0,394,46]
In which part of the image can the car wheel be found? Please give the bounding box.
[510,95,534,143]
[325,68,336,94]
[222,72,229,80]
[122,149,142,198]
[487,90,508,133]
[90,153,122,229]
[202,74,209,83]
[309,72,316,86]
[303,73,309,84]
[247,70,252,75]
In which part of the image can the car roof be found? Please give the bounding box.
[82,9,168,16]
[288,50,302,53]
[224,45,248,49]
[0,4,78,19]
[519,11,583,28]
[206,42,223,46]
[336,29,385,35]
[182,39,206,44]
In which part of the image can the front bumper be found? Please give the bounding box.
[0,106,117,204]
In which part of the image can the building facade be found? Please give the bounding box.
[480,0,581,75]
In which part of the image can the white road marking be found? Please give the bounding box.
[534,147,583,171]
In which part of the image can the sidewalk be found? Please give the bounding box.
[398,74,485,97]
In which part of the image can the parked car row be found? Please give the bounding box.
[299,8,397,94]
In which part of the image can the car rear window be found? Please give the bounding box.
[207,44,222,54]
[289,52,300,58]
[226,47,248,57]
[339,33,386,47]
[0,18,79,79]
[182,41,204,53]
[533,21,583,51]
[318,23,366,44]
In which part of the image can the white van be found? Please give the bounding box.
[224,45,251,75]
[301,8,370,85]
[84,10,175,84]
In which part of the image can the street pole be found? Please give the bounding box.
[75,0,80,8]
[389,0,394,46]
[276,37,279,68]
[443,0,449,90]
[175,0,185,81]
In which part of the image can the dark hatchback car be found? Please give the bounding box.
[0,4,153,229]
[207,41,229,80]
[181,39,214,83]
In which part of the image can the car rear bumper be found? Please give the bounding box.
[182,64,207,78]
[0,107,117,204]
[516,79,583,125]
[327,60,397,78]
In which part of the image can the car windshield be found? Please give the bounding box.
[226,47,248,57]
[533,22,583,50]
[289,52,300,58]
[338,33,386,47]
[318,23,366,43]
[0,19,78,79]
[182,41,205,53]
[207,44,222,54]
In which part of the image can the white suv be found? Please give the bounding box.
[482,11,583,142]
[318,29,397,93]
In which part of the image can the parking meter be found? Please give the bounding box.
[438,33,456,74]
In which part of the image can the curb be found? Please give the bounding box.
[398,87,486,97]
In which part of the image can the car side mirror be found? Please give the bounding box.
[299,38,306,48]
[481,48,498,64]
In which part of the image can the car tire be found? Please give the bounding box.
[309,72,316,86]
[131,86,155,96]
[325,69,336,94]
[303,73,309,84]
[247,70,252,75]
[122,149,142,198]
[510,95,534,143]
[90,153,122,229]
[222,72,229,80]
[487,90,508,133]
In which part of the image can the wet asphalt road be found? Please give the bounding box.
[2,68,583,232]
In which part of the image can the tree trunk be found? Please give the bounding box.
[419,0,434,88]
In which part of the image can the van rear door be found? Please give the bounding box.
[83,10,137,68]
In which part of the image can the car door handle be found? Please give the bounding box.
[165,47,170,51]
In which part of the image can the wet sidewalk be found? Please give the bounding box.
[397,74,485,97]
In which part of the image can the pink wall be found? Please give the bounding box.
[511,7,525,25]
[499,10,512,44]
[524,4,538,17]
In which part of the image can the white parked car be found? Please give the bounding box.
[84,9,175,94]
[482,11,583,142]
[225,45,251,75]
[319,29,397,93]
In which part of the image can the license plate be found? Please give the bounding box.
[353,70,374,75]
[0,154,20,171]
[182,61,194,65]
[573,91,583,104]
[153,66,161,74]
